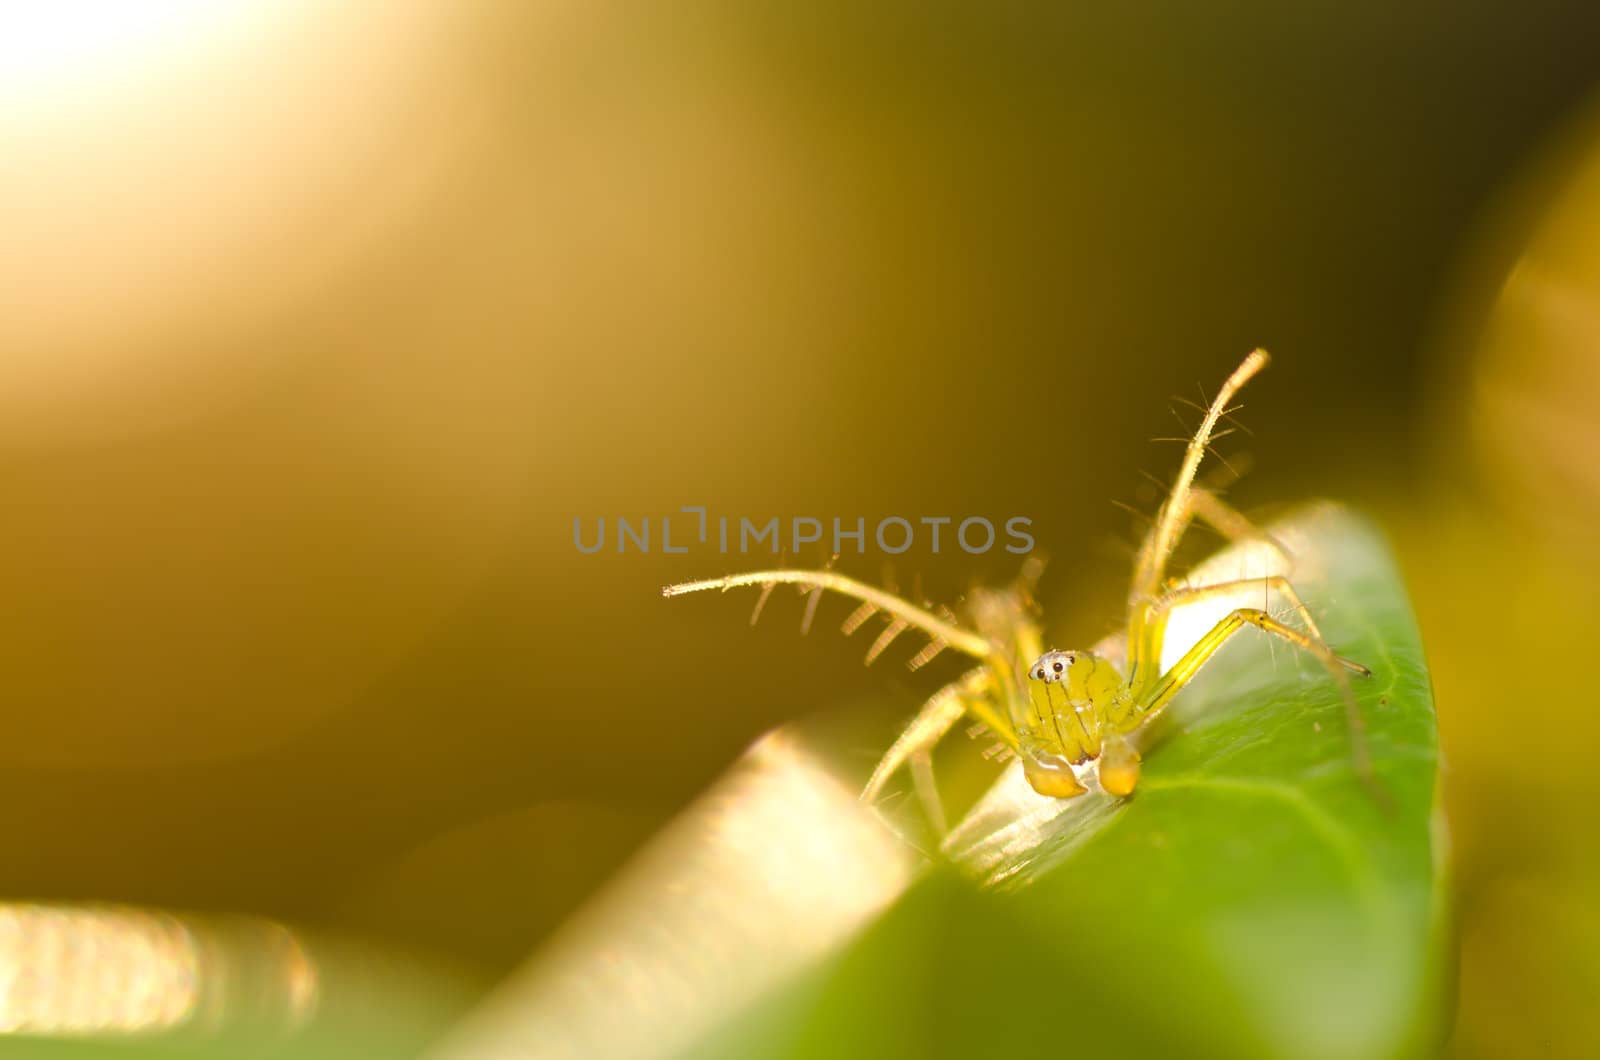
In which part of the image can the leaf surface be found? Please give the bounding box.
[443,505,1447,1060]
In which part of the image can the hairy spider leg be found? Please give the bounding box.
[664,569,990,657]
[1125,491,1296,692]
[861,666,998,835]
[1129,350,1271,608]
[663,569,1023,828]
[1182,489,1292,572]
[1130,607,1380,800]
[1136,574,1365,687]
[1124,353,1271,693]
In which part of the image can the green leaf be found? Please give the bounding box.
[446,504,1446,1060]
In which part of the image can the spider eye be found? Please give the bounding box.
[1036,668,1046,679]
[1052,660,1064,673]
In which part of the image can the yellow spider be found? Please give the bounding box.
[664,351,1372,829]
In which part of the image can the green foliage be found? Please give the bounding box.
[698,506,1446,1060]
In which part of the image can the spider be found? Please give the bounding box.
[663,351,1373,831]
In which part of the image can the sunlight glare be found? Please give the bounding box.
[430,731,918,1060]
[0,1,255,109]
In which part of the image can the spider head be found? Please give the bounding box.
[1028,649,1077,685]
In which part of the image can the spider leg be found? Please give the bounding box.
[861,667,1009,836]
[1130,607,1381,801]
[1124,487,1296,688]
[1132,487,1293,604]
[1129,350,1270,609]
[665,569,992,660]
[1183,489,1293,572]
[667,568,1032,829]
[1147,574,1349,655]
[908,752,948,837]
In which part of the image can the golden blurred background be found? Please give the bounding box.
[2,1,1599,1056]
